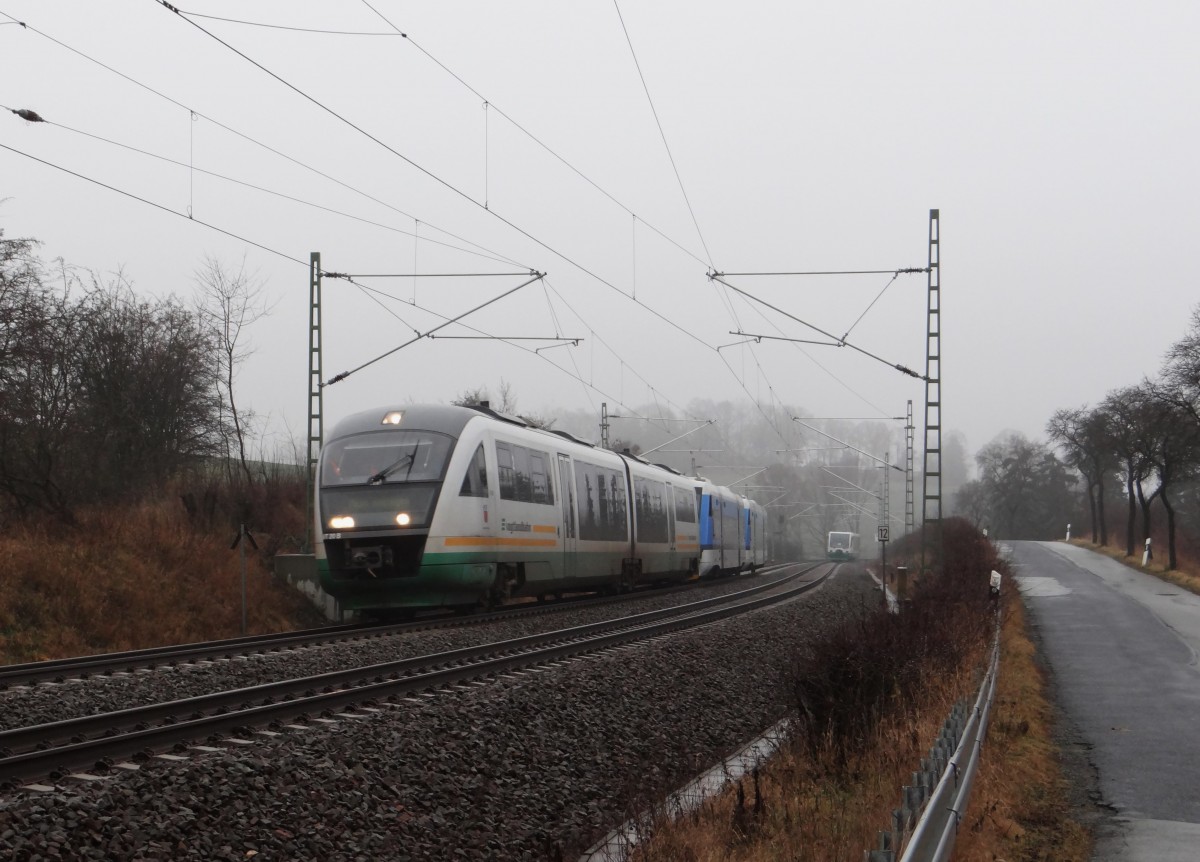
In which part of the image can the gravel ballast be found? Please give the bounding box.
[0,568,877,861]
[0,570,799,732]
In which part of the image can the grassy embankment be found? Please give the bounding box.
[633,521,1090,862]
[0,482,323,664]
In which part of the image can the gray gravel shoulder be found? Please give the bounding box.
[0,567,876,861]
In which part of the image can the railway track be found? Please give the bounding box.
[0,564,792,690]
[0,562,829,790]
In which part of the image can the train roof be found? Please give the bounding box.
[326,404,484,441]
[325,403,609,450]
[325,404,704,485]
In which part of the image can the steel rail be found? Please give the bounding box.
[0,563,828,788]
[0,566,791,688]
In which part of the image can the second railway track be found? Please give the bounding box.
[0,564,795,690]
[0,562,830,790]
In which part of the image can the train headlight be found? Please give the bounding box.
[395,512,411,526]
[329,515,356,529]
[381,411,403,425]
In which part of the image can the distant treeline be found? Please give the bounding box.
[957,305,1200,569]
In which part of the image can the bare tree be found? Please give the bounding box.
[452,379,517,412]
[452,379,555,429]
[0,237,222,521]
[1101,386,1159,555]
[976,432,1076,540]
[1161,304,1200,425]
[953,479,989,530]
[194,255,271,488]
[1046,407,1113,545]
[1137,390,1200,570]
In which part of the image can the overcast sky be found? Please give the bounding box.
[3,1,1197,467]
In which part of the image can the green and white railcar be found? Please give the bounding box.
[316,404,701,615]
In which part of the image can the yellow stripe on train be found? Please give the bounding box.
[442,536,559,548]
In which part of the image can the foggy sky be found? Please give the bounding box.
[3,1,1197,468]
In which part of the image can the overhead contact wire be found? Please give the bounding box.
[0,143,308,267]
[357,0,709,269]
[2,11,525,270]
[158,1,627,293]
[711,274,925,380]
[612,0,715,269]
[156,2,787,430]
[37,115,519,266]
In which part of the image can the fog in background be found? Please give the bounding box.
[3,1,1197,487]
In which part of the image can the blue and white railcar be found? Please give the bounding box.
[742,498,768,571]
[698,481,743,576]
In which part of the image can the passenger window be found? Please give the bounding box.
[530,451,554,505]
[512,445,533,503]
[496,442,516,500]
[459,444,488,498]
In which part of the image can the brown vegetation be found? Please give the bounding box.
[953,586,1092,861]
[632,519,1082,861]
[0,482,322,664]
[1070,536,1200,599]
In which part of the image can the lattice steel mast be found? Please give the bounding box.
[304,252,323,553]
[922,210,942,529]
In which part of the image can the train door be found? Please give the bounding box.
[666,485,677,572]
[715,497,724,571]
[556,453,577,579]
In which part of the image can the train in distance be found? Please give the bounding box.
[315,402,769,617]
[827,531,859,561]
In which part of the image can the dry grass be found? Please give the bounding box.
[0,497,323,663]
[1068,538,1200,598]
[633,662,982,862]
[632,522,1092,862]
[953,587,1092,861]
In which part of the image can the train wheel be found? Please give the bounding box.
[487,566,517,609]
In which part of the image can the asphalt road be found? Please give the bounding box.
[1005,541,1200,862]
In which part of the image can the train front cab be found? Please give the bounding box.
[317,405,700,614]
[316,408,498,613]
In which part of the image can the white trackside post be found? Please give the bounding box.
[1066,523,1071,541]
[1142,537,1152,567]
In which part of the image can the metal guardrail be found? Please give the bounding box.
[865,633,1001,862]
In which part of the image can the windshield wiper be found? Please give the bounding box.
[367,453,414,485]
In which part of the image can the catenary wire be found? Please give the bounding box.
[356,0,709,269]
[152,2,840,448]
[29,113,524,268]
[0,10,527,271]
[722,282,898,418]
[174,10,399,36]
[611,0,715,269]
[711,274,925,380]
[1,106,697,432]
[12,7,906,440]
[0,142,310,268]
[333,277,668,424]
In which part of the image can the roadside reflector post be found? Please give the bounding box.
[1066,523,1071,541]
[896,565,908,599]
[1143,538,1152,567]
